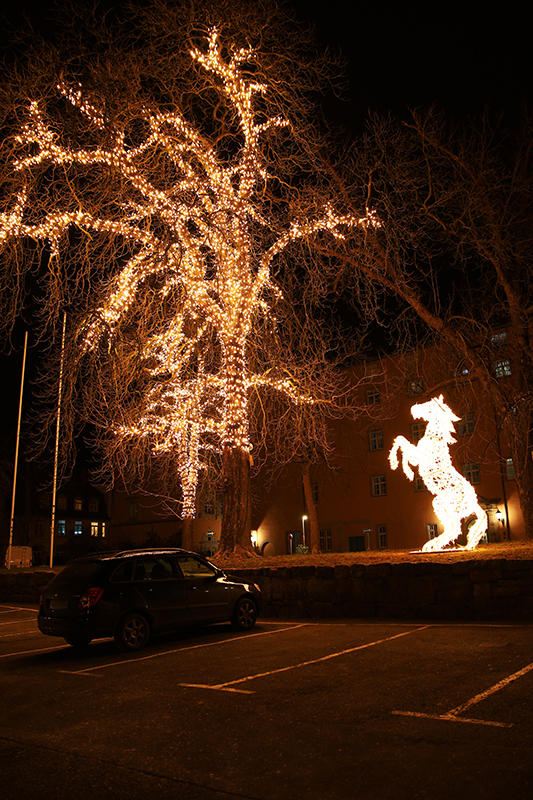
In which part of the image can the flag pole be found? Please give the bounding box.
[50,311,67,569]
[7,332,28,570]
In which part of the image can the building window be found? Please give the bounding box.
[34,519,44,536]
[366,388,381,405]
[101,522,107,538]
[426,523,438,540]
[377,524,387,549]
[411,423,426,443]
[58,519,66,536]
[407,379,423,396]
[457,413,475,436]
[38,492,51,508]
[74,497,83,511]
[74,521,83,536]
[129,502,138,519]
[312,483,319,503]
[91,521,99,537]
[320,529,332,552]
[368,429,383,451]
[203,499,215,516]
[57,495,67,510]
[371,475,387,496]
[414,472,426,492]
[505,458,515,480]
[89,498,99,512]
[491,332,507,349]
[463,463,481,484]
[494,360,512,378]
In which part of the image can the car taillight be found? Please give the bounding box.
[79,587,104,611]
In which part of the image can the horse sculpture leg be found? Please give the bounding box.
[422,497,463,552]
[465,507,488,549]
[389,436,417,481]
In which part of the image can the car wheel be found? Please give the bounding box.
[114,612,150,652]
[64,634,93,647]
[231,596,257,632]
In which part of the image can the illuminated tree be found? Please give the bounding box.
[0,1,376,555]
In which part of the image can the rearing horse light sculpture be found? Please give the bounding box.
[389,395,487,551]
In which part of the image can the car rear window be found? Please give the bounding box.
[110,561,133,583]
[54,562,107,586]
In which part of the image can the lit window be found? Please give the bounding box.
[463,463,480,484]
[426,523,438,540]
[491,332,507,349]
[494,360,512,378]
[312,483,319,503]
[91,521,98,537]
[319,529,332,551]
[74,521,83,536]
[371,475,387,496]
[101,522,107,538]
[89,498,99,512]
[407,379,423,396]
[366,388,381,405]
[411,422,426,443]
[74,498,83,511]
[58,519,66,536]
[369,430,383,451]
[505,458,515,480]
[457,414,474,436]
[377,525,387,549]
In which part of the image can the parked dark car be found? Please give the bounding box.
[38,548,262,651]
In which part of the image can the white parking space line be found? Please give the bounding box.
[0,618,37,626]
[392,660,533,728]
[59,623,310,675]
[0,605,38,613]
[181,625,431,693]
[0,644,68,658]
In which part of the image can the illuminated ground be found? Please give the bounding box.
[217,540,533,570]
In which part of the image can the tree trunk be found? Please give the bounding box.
[181,517,195,552]
[217,445,255,559]
[302,460,320,554]
[510,433,533,541]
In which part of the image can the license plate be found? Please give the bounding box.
[50,600,69,610]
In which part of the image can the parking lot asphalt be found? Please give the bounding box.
[1,603,533,800]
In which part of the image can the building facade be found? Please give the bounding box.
[249,341,524,555]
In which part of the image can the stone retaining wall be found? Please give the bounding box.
[228,558,533,621]
[2,558,533,621]
[0,571,57,604]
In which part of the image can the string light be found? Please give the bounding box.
[2,29,380,518]
[389,395,488,551]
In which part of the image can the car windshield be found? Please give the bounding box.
[54,561,107,586]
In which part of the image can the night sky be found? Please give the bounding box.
[2,0,530,123]
[0,0,530,436]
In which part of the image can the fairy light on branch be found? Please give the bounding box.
[3,28,379,519]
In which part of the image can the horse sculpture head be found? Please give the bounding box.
[411,395,460,442]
